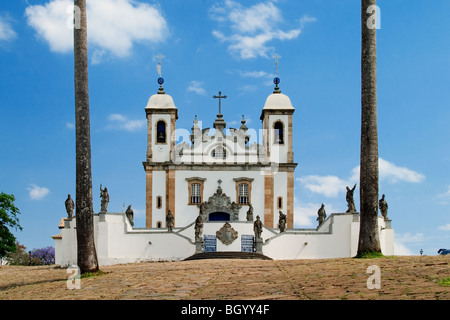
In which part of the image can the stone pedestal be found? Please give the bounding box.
[195,238,204,253]
[255,237,263,254]
[384,219,392,229]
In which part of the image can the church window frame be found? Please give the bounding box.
[277,196,283,209]
[273,120,285,145]
[156,119,167,144]
[156,196,162,209]
[233,177,254,206]
[186,177,206,205]
[211,145,227,159]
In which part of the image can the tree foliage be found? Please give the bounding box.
[0,192,22,258]
[6,242,28,265]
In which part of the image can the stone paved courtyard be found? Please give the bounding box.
[0,256,448,300]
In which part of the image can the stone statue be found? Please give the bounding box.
[346,184,357,213]
[166,210,174,232]
[316,203,327,226]
[100,184,109,213]
[125,205,134,226]
[253,215,263,239]
[379,194,388,219]
[278,211,287,233]
[194,215,203,240]
[199,202,207,221]
[65,194,74,219]
[246,203,254,222]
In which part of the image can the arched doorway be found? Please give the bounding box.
[208,212,230,221]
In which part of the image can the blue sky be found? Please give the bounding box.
[1,0,449,256]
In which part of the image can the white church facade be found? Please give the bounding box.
[52,76,394,267]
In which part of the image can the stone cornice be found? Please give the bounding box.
[143,161,298,172]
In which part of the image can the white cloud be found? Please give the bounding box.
[66,122,74,129]
[107,113,146,131]
[298,158,425,198]
[0,16,16,41]
[394,241,414,256]
[27,184,50,200]
[438,224,450,231]
[437,186,450,198]
[187,81,207,96]
[293,198,338,228]
[239,70,271,78]
[210,1,314,59]
[25,0,168,63]
[394,232,424,256]
[297,175,350,198]
[352,158,425,184]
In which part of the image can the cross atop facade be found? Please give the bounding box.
[213,91,227,115]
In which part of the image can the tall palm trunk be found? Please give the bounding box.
[358,0,381,255]
[74,0,99,273]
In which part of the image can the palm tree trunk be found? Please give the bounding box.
[358,0,381,255]
[74,0,99,273]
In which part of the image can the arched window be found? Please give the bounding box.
[274,121,284,145]
[156,120,166,143]
[211,146,227,159]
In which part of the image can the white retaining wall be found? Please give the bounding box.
[53,212,394,267]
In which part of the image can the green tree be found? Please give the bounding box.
[0,193,23,261]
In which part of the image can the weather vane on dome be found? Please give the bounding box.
[273,52,281,94]
[156,52,165,94]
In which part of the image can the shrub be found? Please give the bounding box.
[7,242,29,265]
[29,247,55,265]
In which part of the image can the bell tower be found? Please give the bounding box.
[143,73,178,228]
[260,74,296,229]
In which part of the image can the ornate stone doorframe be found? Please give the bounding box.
[198,182,241,222]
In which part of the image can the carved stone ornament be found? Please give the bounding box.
[198,184,241,221]
[216,222,238,245]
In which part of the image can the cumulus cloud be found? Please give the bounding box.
[394,232,424,256]
[297,175,351,198]
[352,158,425,184]
[210,0,314,59]
[27,184,50,200]
[298,158,425,198]
[0,15,16,42]
[25,0,168,63]
[438,224,450,231]
[293,198,338,228]
[187,81,207,96]
[107,113,146,131]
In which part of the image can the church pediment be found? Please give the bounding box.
[199,184,241,222]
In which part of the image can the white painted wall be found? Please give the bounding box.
[152,170,166,228]
[53,212,395,267]
[174,170,266,226]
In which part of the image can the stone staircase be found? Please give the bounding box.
[184,251,272,261]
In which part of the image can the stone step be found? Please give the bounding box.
[184,251,272,261]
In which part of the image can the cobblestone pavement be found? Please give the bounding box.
[0,256,448,300]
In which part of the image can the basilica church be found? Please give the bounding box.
[144,75,295,231]
[52,71,394,266]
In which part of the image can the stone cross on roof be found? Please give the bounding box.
[213,91,227,115]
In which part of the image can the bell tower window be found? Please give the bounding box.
[156,120,166,144]
[274,121,284,145]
